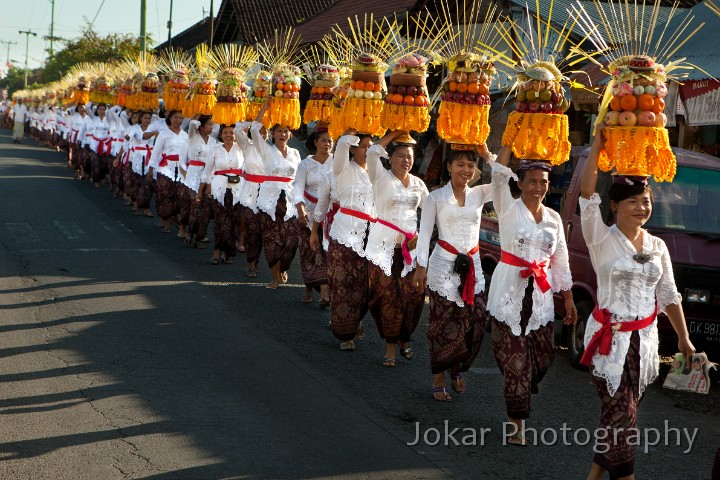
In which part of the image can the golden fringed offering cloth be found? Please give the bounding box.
[136,91,159,111]
[246,101,263,122]
[164,92,185,111]
[380,104,430,133]
[332,96,386,137]
[212,101,247,125]
[437,103,490,146]
[262,97,300,130]
[304,99,333,124]
[502,112,570,165]
[182,94,216,117]
[73,90,89,105]
[600,126,676,182]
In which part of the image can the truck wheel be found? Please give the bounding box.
[569,299,593,370]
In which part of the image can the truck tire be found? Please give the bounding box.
[569,299,593,370]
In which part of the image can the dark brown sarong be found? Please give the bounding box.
[90,152,107,183]
[259,199,298,271]
[213,190,243,258]
[368,249,424,343]
[240,205,262,264]
[134,175,153,210]
[297,222,328,289]
[123,164,137,198]
[591,331,641,479]
[108,155,120,187]
[327,238,369,341]
[189,195,213,240]
[177,183,192,226]
[427,289,487,374]
[491,279,555,419]
[155,173,178,220]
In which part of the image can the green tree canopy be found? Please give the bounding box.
[42,22,146,83]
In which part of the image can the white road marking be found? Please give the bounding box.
[5,222,40,242]
[53,221,86,240]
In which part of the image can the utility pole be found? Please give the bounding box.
[0,40,17,68]
[167,0,173,47]
[18,30,37,88]
[209,0,214,48]
[49,0,56,57]
[140,0,147,53]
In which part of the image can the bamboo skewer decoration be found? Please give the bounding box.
[183,44,217,116]
[488,0,580,164]
[159,49,194,111]
[256,28,304,130]
[569,0,707,181]
[209,44,258,124]
[301,44,340,125]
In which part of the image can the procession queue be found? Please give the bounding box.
[4,97,696,480]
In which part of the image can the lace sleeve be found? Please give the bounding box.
[292,161,308,206]
[416,193,437,268]
[549,212,573,292]
[367,144,387,184]
[313,174,331,223]
[333,135,358,177]
[579,193,610,246]
[491,162,517,219]
[148,132,165,170]
[656,239,682,312]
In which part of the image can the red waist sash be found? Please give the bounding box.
[500,250,551,293]
[159,153,180,167]
[375,218,415,265]
[580,305,658,367]
[304,191,318,204]
[243,173,293,183]
[437,240,481,305]
[188,160,205,167]
[132,145,153,165]
[324,202,340,241]
[215,169,244,176]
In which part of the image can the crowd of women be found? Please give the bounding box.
[9,93,696,480]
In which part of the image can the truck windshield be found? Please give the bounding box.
[646,167,720,236]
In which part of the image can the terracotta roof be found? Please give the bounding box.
[213,0,340,45]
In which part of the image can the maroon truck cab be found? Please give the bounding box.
[479,148,720,367]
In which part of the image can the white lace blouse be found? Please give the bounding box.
[329,135,375,256]
[182,119,217,193]
[293,155,334,230]
[580,193,682,397]
[417,182,493,306]
[202,143,245,203]
[365,144,428,277]
[233,125,264,212]
[127,125,155,176]
[148,129,189,181]
[486,162,573,335]
[250,121,301,220]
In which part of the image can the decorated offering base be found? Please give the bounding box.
[438,103,490,146]
[183,80,216,116]
[247,71,271,121]
[502,112,571,165]
[212,68,248,124]
[333,96,386,137]
[600,126,675,181]
[305,64,340,124]
[381,54,430,133]
[262,96,301,130]
[449,143,477,151]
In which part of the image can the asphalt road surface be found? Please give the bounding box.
[1,129,718,480]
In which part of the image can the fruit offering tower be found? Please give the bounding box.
[246,71,272,121]
[381,53,431,133]
[304,63,340,124]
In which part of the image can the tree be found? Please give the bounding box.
[0,66,42,94]
[41,22,147,83]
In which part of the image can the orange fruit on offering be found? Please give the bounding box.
[350,80,356,89]
[620,95,637,111]
[610,96,623,112]
[467,83,480,94]
[637,94,654,111]
[652,97,665,114]
[311,86,318,94]
[364,81,375,92]
[449,81,458,92]
[373,83,382,92]
[456,83,468,93]
[404,95,415,105]
[316,87,325,95]
[276,83,285,91]
[354,80,365,91]
[414,95,426,106]
[392,93,403,104]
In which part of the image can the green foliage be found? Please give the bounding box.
[41,21,147,83]
[0,66,41,94]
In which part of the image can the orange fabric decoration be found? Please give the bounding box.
[600,126,676,182]
[437,103,490,145]
[212,101,247,125]
[501,112,570,165]
[380,104,430,133]
[303,99,333,124]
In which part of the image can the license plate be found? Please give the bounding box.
[688,321,720,342]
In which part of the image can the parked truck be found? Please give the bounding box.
[479,147,720,367]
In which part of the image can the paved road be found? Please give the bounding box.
[0,129,718,480]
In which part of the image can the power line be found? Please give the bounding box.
[18,30,37,87]
[91,0,108,27]
[0,40,18,67]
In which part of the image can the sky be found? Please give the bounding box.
[0,0,217,71]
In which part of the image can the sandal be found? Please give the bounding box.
[451,373,465,395]
[318,298,330,309]
[355,321,365,340]
[210,257,220,265]
[432,386,452,402]
[184,237,193,248]
[161,228,172,233]
[224,256,234,265]
[507,433,527,447]
[245,268,257,278]
[238,245,246,253]
[194,242,206,249]
[279,271,288,284]
[199,236,211,243]
[399,347,413,360]
[144,211,154,218]
[266,281,278,290]
[382,357,396,367]
[339,341,356,351]
[300,295,313,304]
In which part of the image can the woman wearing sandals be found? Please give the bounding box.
[415,147,492,401]
[293,125,333,306]
[366,130,428,367]
[198,124,245,265]
[147,110,189,234]
[319,130,375,351]
[487,146,576,444]
[234,122,268,278]
[580,126,694,479]
[183,114,217,249]
[128,111,155,218]
[251,100,301,289]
